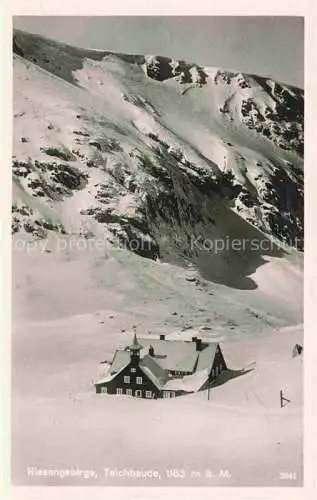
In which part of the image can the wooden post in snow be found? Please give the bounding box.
[280,389,291,408]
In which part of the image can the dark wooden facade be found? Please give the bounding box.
[96,360,163,399]
[208,345,227,381]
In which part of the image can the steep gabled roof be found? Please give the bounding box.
[110,349,131,374]
[195,343,218,372]
[139,354,169,389]
[94,350,130,385]
[139,339,199,373]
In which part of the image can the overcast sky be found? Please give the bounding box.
[13,16,304,88]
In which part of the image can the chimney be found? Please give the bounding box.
[195,338,202,351]
[192,336,202,351]
[160,334,165,340]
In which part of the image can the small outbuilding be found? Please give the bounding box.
[292,343,303,358]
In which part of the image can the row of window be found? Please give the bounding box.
[100,387,176,398]
[170,370,190,377]
[163,391,175,398]
[123,375,142,384]
[101,387,153,398]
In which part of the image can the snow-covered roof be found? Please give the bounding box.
[94,350,130,385]
[110,349,130,374]
[95,336,220,392]
[195,343,218,372]
[164,368,210,393]
[138,339,199,373]
[139,354,169,389]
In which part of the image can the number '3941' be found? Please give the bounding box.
[280,472,297,480]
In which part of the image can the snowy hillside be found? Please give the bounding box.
[12,29,304,288]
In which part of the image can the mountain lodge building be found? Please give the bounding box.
[94,334,227,399]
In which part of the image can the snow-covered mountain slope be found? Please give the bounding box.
[12,29,303,289]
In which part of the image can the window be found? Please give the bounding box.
[126,389,132,396]
[116,388,123,395]
[219,364,222,373]
[163,391,175,398]
[101,386,107,393]
[145,391,152,399]
[135,390,142,398]
[136,377,143,385]
[124,375,130,384]
[130,367,136,373]
[211,369,215,378]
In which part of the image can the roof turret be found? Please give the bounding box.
[129,333,143,352]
